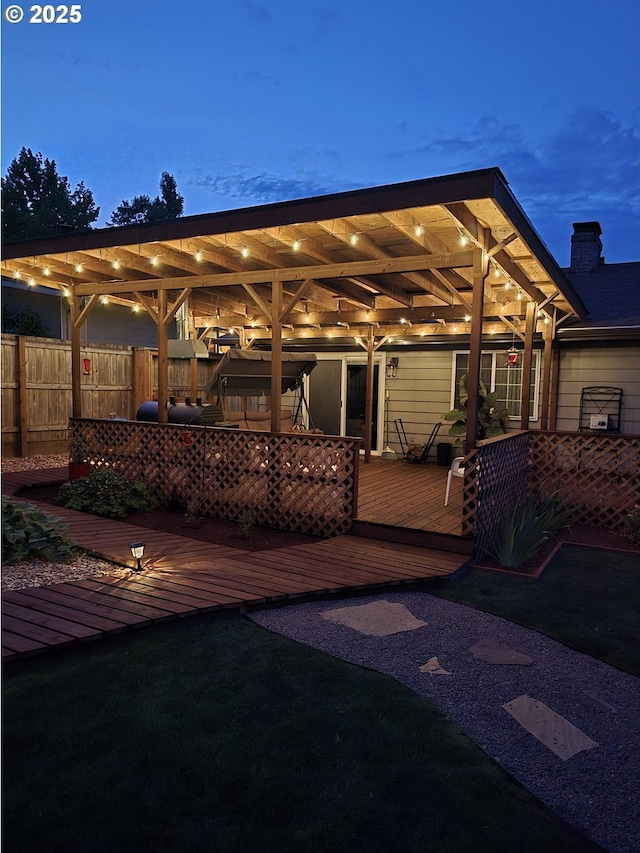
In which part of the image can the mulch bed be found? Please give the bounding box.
[14,484,321,552]
[16,483,640,564]
[472,526,640,577]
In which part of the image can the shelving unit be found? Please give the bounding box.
[578,386,622,433]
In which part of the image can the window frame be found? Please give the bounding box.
[450,350,541,421]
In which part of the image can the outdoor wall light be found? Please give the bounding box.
[129,542,145,572]
[386,357,399,379]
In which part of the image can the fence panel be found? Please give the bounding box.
[70,418,360,537]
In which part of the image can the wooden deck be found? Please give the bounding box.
[2,462,469,661]
[357,457,463,535]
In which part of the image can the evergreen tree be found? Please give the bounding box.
[107,172,184,226]
[2,147,99,241]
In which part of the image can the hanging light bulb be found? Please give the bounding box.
[75,263,83,273]
[43,267,50,276]
[292,239,301,252]
[349,233,358,246]
[414,224,423,237]
[194,250,203,262]
[101,295,110,305]
[112,260,120,270]
[241,246,249,258]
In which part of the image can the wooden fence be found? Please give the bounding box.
[467,430,640,548]
[1,334,216,457]
[70,418,361,537]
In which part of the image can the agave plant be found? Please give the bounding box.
[444,374,510,442]
[479,489,573,569]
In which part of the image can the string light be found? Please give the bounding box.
[43,267,50,276]
[349,234,358,246]
[241,246,249,258]
[112,260,120,270]
[101,295,109,305]
[464,314,471,323]
[292,239,301,252]
[75,264,83,273]
[62,287,70,297]
[13,271,20,279]
[194,250,203,262]
[150,255,159,266]
[132,304,140,313]
[28,277,36,286]
[459,234,468,246]
[414,225,423,237]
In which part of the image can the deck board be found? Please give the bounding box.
[2,461,469,660]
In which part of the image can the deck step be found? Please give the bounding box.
[350,519,474,556]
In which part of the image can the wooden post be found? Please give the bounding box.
[539,312,555,430]
[270,280,283,432]
[70,291,82,418]
[16,336,29,457]
[132,348,152,418]
[157,290,169,424]
[466,248,487,452]
[520,301,537,430]
[190,357,198,402]
[364,327,375,463]
[549,346,560,430]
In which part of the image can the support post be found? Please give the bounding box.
[364,327,375,463]
[520,301,536,430]
[466,248,487,452]
[540,311,555,430]
[270,281,283,432]
[16,336,29,457]
[70,290,82,418]
[157,290,169,424]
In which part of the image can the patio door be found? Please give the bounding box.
[307,356,384,451]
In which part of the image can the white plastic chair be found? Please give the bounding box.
[444,456,465,506]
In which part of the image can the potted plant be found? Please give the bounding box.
[68,437,91,480]
[444,374,510,451]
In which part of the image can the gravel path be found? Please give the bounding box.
[250,591,639,853]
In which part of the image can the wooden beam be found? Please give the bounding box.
[74,251,475,297]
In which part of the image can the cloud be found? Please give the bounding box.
[189,172,345,204]
[239,2,273,25]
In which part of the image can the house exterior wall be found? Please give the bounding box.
[555,344,640,435]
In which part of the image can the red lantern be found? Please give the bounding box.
[506,347,519,366]
[182,432,192,448]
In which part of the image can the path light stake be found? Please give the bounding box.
[129,542,145,572]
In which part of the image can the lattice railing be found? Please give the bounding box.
[528,431,640,532]
[70,418,361,537]
[462,432,531,551]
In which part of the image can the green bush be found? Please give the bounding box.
[479,490,573,569]
[57,469,158,519]
[2,496,76,565]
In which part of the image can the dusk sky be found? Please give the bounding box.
[2,0,638,265]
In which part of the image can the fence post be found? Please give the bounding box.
[16,336,29,457]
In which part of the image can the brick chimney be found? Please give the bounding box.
[570,222,603,272]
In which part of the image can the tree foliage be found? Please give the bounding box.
[2,147,99,241]
[1,302,50,336]
[107,172,184,226]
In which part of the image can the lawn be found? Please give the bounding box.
[429,544,640,677]
[3,610,601,853]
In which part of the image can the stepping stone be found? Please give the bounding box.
[321,600,427,637]
[470,638,532,665]
[419,656,452,676]
[502,694,598,761]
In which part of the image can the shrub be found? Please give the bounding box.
[479,490,573,569]
[57,469,158,519]
[625,505,640,545]
[2,496,76,565]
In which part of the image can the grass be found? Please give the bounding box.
[2,612,600,853]
[430,544,640,677]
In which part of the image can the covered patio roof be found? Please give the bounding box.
[2,167,585,338]
[2,167,587,448]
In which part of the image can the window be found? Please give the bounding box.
[452,351,539,420]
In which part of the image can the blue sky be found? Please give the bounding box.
[2,0,639,265]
